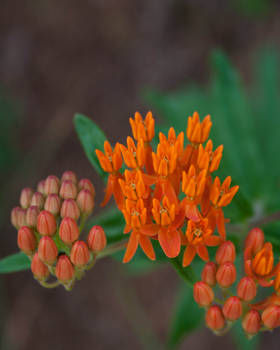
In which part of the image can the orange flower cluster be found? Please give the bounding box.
[96,111,239,264]
[12,171,106,290]
[194,227,280,336]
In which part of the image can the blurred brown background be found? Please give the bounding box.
[0,1,280,349]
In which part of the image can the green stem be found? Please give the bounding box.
[96,240,127,259]
[79,214,88,234]
[170,257,196,287]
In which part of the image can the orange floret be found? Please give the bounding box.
[119,137,145,169]
[183,218,221,267]
[119,170,150,200]
[186,112,212,144]
[129,111,155,142]
[197,140,223,173]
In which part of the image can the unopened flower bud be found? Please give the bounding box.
[61,170,78,184]
[216,262,236,288]
[245,227,264,256]
[60,199,80,220]
[20,188,33,209]
[11,207,23,228]
[37,211,57,236]
[44,194,61,216]
[17,226,37,254]
[37,180,45,193]
[206,306,225,331]
[223,296,242,321]
[60,180,77,199]
[262,305,280,329]
[16,208,27,228]
[274,271,280,294]
[44,175,60,195]
[30,192,45,209]
[215,241,236,265]
[87,226,107,252]
[26,206,40,227]
[237,277,257,301]
[242,310,261,335]
[59,217,79,244]
[78,178,95,197]
[193,282,214,306]
[55,255,75,282]
[76,189,94,215]
[38,236,58,264]
[31,253,50,280]
[201,262,217,286]
[70,241,90,267]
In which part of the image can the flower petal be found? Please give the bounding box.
[158,228,181,258]
[140,224,160,236]
[123,232,139,263]
[196,245,209,262]
[183,245,196,267]
[139,235,156,261]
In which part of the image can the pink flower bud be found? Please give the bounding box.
[201,262,217,286]
[78,178,95,197]
[30,192,45,209]
[215,241,236,265]
[70,241,90,267]
[206,305,225,331]
[60,180,77,199]
[37,211,57,236]
[11,207,24,228]
[87,226,107,252]
[216,262,236,288]
[55,255,75,282]
[37,180,45,193]
[262,305,280,329]
[193,282,214,306]
[245,227,264,256]
[61,170,78,184]
[20,188,33,209]
[26,206,40,228]
[242,310,261,335]
[31,253,50,280]
[17,226,37,254]
[59,217,79,244]
[76,189,95,214]
[44,194,61,216]
[13,207,27,228]
[38,236,58,264]
[237,277,257,301]
[60,199,80,220]
[223,296,242,321]
[44,175,60,195]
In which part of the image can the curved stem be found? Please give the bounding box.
[96,240,127,259]
[170,257,196,287]
[39,280,60,289]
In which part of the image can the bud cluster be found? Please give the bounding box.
[193,228,280,337]
[12,171,106,290]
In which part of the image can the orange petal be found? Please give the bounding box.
[196,245,209,262]
[185,203,200,222]
[123,232,139,263]
[158,228,181,258]
[139,235,156,261]
[162,180,178,206]
[113,178,125,210]
[183,245,196,267]
[205,235,221,246]
[140,224,160,236]
[101,174,114,207]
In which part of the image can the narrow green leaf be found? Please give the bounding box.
[74,113,107,181]
[0,252,30,273]
[168,283,203,349]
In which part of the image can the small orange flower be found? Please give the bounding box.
[152,140,178,177]
[186,112,212,144]
[159,128,184,158]
[181,165,207,221]
[96,141,124,209]
[122,199,156,263]
[197,140,223,173]
[119,170,150,200]
[148,196,184,258]
[129,111,155,142]
[245,242,279,287]
[183,218,220,267]
[119,137,145,169]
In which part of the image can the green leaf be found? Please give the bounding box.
[0,252,30,273]
[168,283,203,349]
[231,320,260,350]
[74,113,107,181]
